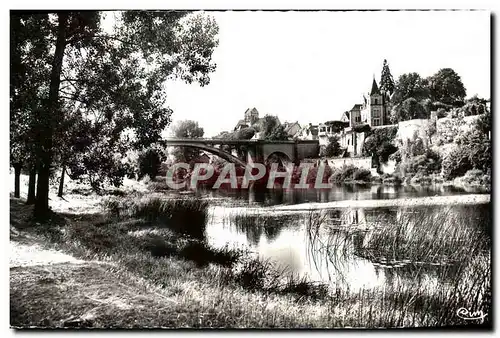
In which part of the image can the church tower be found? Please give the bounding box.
[369,77,384,126]
[244,107,259,125]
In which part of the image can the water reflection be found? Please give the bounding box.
[206,203,491,295]
[195,184,488,207]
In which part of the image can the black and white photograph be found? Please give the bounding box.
[8,5,493,330]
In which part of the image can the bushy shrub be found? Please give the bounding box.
[410,172,433,185]
[147,179,170,192]
[306,163,333,184]
[353,168,371,182]
[362,126,398,165]
[388,150,401,163]
[442,147,471,181]
[352,123,371,133]
[436,108,447,119]
[431,101,454,112]
[442,130,491,181]
[329,164,358,183]
[324,135,342,157]
[138,148,164,180]
[382,175,402,185]
[453,169,491,188]
[398,149,442,176]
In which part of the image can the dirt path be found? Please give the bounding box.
[10,238,181,328]
[10,241,85,268]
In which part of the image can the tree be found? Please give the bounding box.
[442,120,491,180]
[171,120,205,164]
[138,147,166,180]
[459,95,488,117]
[391,72,430,106]
[235,127,256,140]
[428,68,466,106]
[324,120,349,133]
[214,127,255,140]
[379,59,395,95]
[390,97,427,123]
[214,131,230,139]
[11,11,219,219]
[362,126,398,167]
[261,115,280,139]
[261,115,288,141]
[267,124,289,141]
[324,135,342,157]
[10,14,52,202]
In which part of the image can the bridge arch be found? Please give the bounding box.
[265,151,292,169]
[261,143,295,164]
[166,142,247,167]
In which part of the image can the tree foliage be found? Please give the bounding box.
[10,11,219,218]
[458,95,488,117]
[324,120,349,133]
[391,73,430,106]
[428,68,466,106]
[10,13,52,183]
[362,126,398,166]
[137,147,166,180]
[216,127,255,140]
[171,119,204,163]
[379,59,395,95]
[442,118,491,180]
[266,124,289,141]
[324,135,342,157]
[260,115,288,141]
[390,97,428,123]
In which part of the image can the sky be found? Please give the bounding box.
[161,10,491,137]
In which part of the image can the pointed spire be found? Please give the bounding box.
[370,77,380,95]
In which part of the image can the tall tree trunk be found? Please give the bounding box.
[13,163,22,198]
[34,13,68,221]
[26,165,36,205]
[58,165,66,198]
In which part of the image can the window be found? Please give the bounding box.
[373,110,380,118]
[355,116,361,122]
[373,118,380,126]
[374,98,378,105]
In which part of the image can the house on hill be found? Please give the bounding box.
[360,78,392,127]
[298,123,319,140]
[340,111,350,124]
[234,107,260,131]
[283,121,302,138]
[339,77,394,156]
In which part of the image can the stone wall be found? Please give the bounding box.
[396,119,430,143]
[327,157,372,170]
[296,142,320,159]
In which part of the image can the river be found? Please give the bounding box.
[191,184,491,296]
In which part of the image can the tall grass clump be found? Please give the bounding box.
[103,196,209,240]
[357,205,490,265]
[222,256,330,301]
[303,206,491,327]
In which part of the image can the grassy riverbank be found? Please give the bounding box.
[11,193,491,329]
[9,174,491,328]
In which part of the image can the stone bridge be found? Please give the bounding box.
[165,138,320,166]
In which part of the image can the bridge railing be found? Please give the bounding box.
[164,138,319,145]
